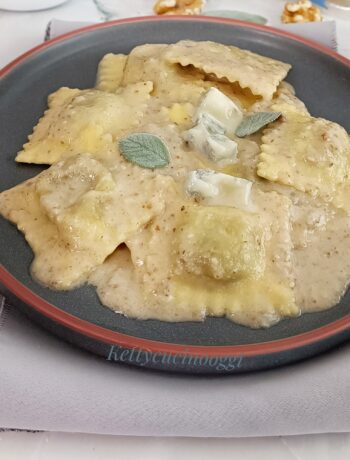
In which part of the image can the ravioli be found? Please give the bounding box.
[0,176,111,290]
[95,53,127,92]
[258,112,350,200]
[16,83,153,164]
[0,154,172,289]
[171,189,297,328]
[118,186,298,327]
[36,154,168,252]
[164,40,291,100]
[177,205,266,281]
[122,43,208,105]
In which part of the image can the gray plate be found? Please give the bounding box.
[0,17,350,374]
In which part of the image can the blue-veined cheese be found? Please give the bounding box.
[186,169,253,210]
[194,87,243,138]
[183,113,238,166]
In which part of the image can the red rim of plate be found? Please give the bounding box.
[1,15,350,358]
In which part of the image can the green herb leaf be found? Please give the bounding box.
[235,112,282,137]
[119,133,170,169]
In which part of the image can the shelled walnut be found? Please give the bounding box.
[282,0,322,23]
[154,0,205,15]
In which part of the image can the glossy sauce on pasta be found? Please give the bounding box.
[1,41,350,329]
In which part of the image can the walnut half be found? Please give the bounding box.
[282,0,322,23]
[154,0,205,15]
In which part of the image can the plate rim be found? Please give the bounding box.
[1,15,350,358]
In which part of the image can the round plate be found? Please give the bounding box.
[1,16,350,374]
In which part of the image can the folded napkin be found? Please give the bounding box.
[1,303,350,436]
[0,18,348,436]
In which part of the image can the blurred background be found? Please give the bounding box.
[0,0,348,70]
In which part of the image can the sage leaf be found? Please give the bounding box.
[235,112,282,137]
[119,133,170,169]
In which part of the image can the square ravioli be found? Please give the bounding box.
[0,154,171,289]
[172,190,298,328]
[16,82,153,164]
[257,112,350,200]
[164,40,291,100]
[121,43,252,114]
[177,206,266,281]
[122,187,298,327]
[0,177,107,290]
[35,154,166,252]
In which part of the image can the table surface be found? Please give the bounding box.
[0,0,350,458]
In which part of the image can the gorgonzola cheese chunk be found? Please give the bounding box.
[186,170,253,210]
[194,87,243,137]
[183,113,238,166]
